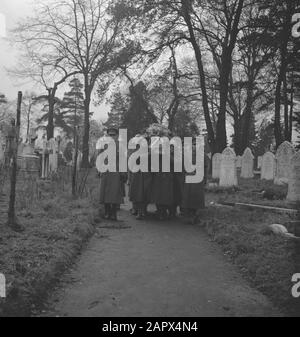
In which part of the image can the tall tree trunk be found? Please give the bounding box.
[168,103,180,132]
[47,88,56,140]
[82,84,91,168]
[216,51,231,151]
[181,0,216,152]
[241,81,255,151]
[72,127,79,196]
[274,1,293,148]
[289,73,294,142]
[8,91,23,232]
[283,74,289,140]
[274,80,283,147]
[215,0,245,152]
[233,116,243,155]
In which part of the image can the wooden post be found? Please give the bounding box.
[72,127,79,197]
[7,91,24,232]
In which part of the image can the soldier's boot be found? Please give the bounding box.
[136,207,145,220]
[103,203,110,220]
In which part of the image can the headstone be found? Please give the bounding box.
[241,147,254,178]
[4,121,16,165]
[286,151,300,202]
[219,147,237,187]
[22,143,35,156]
[257,156,263,169]
[260,152,275,180]
[274,141,295,185]
[236,155,242,168]
[212,153,221,179]
[49,138,58,173]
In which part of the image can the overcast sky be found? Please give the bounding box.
[0,0,109,121]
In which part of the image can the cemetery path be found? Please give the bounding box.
[39,205,281,317]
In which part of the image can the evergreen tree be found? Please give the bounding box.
[122,81,157,138]
[253,119,275,155]
[60,78,85,137]
[105,91,128,129]
[255,0,300,146]
[173,108,199,138]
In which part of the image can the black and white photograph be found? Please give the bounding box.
[0,0,300,321]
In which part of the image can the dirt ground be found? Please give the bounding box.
[38,204,281,317]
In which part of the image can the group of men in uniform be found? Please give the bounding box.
[98,127,207,222]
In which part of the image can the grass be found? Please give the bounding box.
[0,167,100,316]
[1,166,299,316]
[206,175,299,210]
[203,177,300,316]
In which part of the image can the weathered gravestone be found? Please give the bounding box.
[219,147,237,187]
[260,152,275,180]
[286,151,300,202]
[212,153,221,179]
[49,138,58,173]
[241,147,254,178]
[17,142,25,156]
[274,141,295,185]
[17,141,40,178]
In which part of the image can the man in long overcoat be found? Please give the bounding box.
[99,128,126,220]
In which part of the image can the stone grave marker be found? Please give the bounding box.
[286,151,300,202]
[274,141,295,185]
[260,152,275,180]
[219,147,237,187]
[241,147,254,178]
[49,138,58,173]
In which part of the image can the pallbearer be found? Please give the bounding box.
[97,127,126,221]
[150,137,174,220]
[181,138,206,224]
[169,140,184,218]
[128,135,152,220]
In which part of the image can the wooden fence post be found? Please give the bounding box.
[72,126,79,197]
[7,91,24,232]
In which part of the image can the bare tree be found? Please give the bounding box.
[8,41,80,139]
[12,0,135,166]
